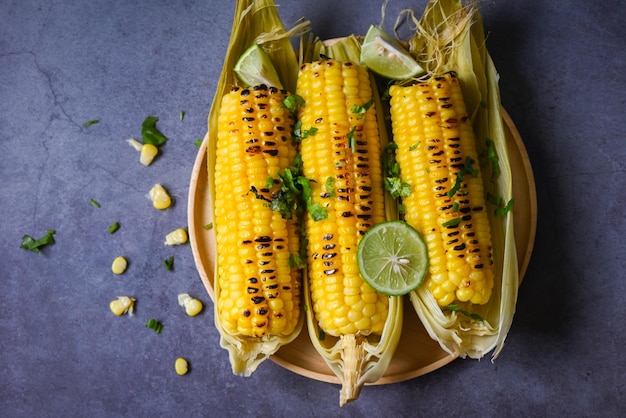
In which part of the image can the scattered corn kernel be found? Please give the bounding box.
[149,184,171,209]
[178,293,203,316]
[127,138,143,151]
[109,296,135,316]
[165,228,188,246]
[111,256,128,274]
[140,143,159,166]
[175,357,188,375]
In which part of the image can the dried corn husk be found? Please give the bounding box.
[207,0,309,376]
[298,35,403,407]
[402,0,519,359]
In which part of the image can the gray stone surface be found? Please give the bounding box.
[1,0,624,416]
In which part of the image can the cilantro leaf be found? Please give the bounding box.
[141,116,168,147]
[445,304,485,322]
[21,229,56,254]
[282,94,305,114]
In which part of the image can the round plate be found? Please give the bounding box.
[187,108,536,384]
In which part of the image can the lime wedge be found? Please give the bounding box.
[357,220,429,296]
[234,43,283,89]
[360,25,424,80]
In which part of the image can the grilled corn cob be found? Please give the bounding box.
[389,72,494,307]
[213,84,303,373]
[297,58,401,406]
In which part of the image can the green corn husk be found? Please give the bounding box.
[207,0,309,377]
[298,35,403,407]
[401,0,519,360]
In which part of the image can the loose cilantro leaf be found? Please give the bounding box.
[179,110,185,121]
[382,143,412,199]
[384,177,411,199]
[442,217,462,228]
[495,198,515,216]
[485,139,500,181]
[83,119,100,127]
[447,156,478,198]
[325,177,336,199]
[445,304,485,322]
[347,126,357,152]
[409,141,421,151]
[141,116,168,147]
[203,222,214,230]
[146,318,164,334]
[89,198,101,208]
[282,94,305,114]
[163,256,174,271]
[294,121,318,141]
[108,222,120,234]
[21,229,56,254]
[194,139,203,147]
[350,98,374,120]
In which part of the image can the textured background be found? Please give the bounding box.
[1,0,624,416]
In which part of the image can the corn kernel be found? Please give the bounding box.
[175,357,188,375]
[140,143,159,166]
[127,138,143,151]
[178,293,203,316]
[149,184,172,209]
[164,228,188,246]
[111,256,128,274]
[109,296,135,316]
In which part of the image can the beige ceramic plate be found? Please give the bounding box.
[187,108,536,384]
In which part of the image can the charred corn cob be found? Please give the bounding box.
[297,58,401,406]
[213,84,303,371]
[297,59,387,337]
[389,72,494,307]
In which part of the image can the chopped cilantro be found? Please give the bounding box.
[485,139,500,181]
[282,94,305,113]
[194,139,203,147]
[382,143,411,199]
[163,256,174,271]
[89,198,101,208]
[495,198,515,216]
[203,222,214,230]
[445,304,485,322]
[350,98,374,120]
[294,121,318,141]
[447,156,478,198]
[20,229,56,254]
[347,126,357,152]
[83,119,100,127]
[442,217,462,228]
[141,116,168,147]
[180,110,185,121]
[384,177,411,199]
[325,177,336,199]
[108,222,120,234]
[409,141,421,151]
[146,318,164,334]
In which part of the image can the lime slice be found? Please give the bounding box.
[234,43,283,89]
[357,220,429,296]
[360,25,425,80]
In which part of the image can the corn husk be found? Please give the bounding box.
[207,0,309,376]
[401,0,519,359]
[298,35,403,407]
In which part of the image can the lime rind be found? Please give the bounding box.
[357,220,429,296]
[359,25,425,80]
[233,43,283,89]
